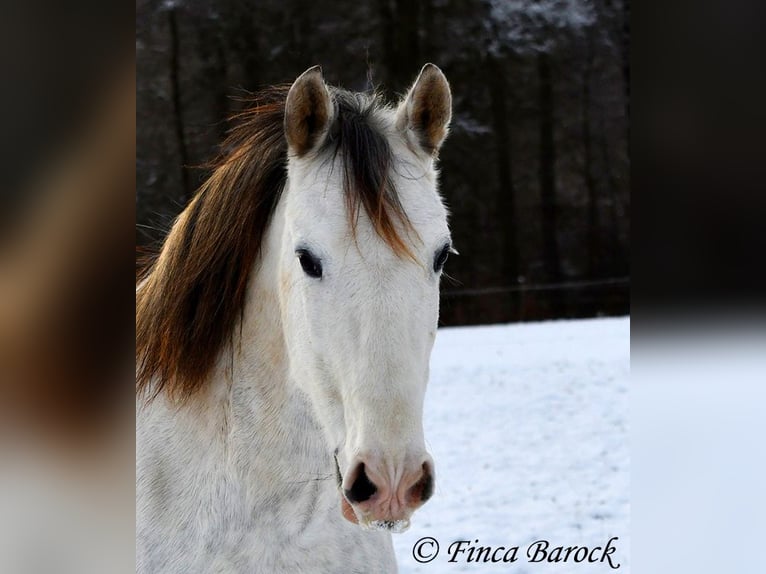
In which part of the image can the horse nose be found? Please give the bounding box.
[410,461,434,504]
[342,457,434,523]
[344,462,378,504]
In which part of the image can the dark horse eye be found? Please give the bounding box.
[297,249,322,279]
[434,244,451,273]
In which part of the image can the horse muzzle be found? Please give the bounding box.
[337,453,434,532]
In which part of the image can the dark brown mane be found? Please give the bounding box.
[137,84,412,402]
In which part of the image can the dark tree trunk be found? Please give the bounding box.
[380,0,421,92]
[168,7,190,205]
[598,101,627,276]
[378,0,395,90]
[621,0,631,244]
[622,0,630,140]
[421,0,434,62]
[537,51,562,288]
[582,30,600,278]
[395,0,420,84]
[289,0,311,70]
[487,54,519,317]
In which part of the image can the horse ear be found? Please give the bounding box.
[396,63,452,156]
[285,65,334,156]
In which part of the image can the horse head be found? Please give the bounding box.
[278,64,452,530]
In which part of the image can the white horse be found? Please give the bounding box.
[136,64,453,573]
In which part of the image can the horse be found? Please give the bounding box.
[136,64,453,573]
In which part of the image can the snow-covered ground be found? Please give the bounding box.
[393,317,630,573]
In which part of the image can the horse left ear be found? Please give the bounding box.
[396,63,452,157]
[285,65,334,156]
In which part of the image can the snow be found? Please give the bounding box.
[393,317,630,572]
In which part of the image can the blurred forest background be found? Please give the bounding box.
[137,0,630,326]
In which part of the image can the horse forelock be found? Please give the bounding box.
[137,84,416,403]
[325,90,417,260]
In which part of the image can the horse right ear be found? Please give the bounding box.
[284,66,334,156]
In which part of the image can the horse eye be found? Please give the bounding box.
[297,249,322,279]
[433,244,451,273]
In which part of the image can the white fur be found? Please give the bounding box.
[137,96,450,573]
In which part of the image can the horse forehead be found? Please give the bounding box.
[287,156,445,231]
[393,167,445,222]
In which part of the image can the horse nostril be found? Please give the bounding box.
[410,461,434,504]
[344,463,377,503]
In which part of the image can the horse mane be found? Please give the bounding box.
[137,84,412,402]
